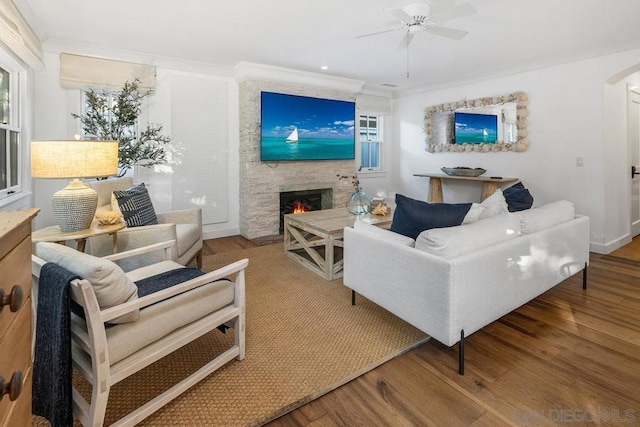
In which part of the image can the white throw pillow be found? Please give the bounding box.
[36,242,139,323]
[353,221,415,247]
[111,192,123,214]
[415,212,521,259]
[520,200,575,234]
[478,189,508,219]
[462,203,485,224]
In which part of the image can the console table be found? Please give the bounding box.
[413,173,519,203]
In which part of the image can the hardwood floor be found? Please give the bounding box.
[207,237,640,426]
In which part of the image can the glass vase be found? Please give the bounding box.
[346,187,372,215]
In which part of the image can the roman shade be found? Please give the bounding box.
[60,52,156,91]
[0,0,44,70]
[355,93,392,114]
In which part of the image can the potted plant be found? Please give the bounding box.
[72,79,175,177]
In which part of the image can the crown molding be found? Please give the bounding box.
[234,61,364,93]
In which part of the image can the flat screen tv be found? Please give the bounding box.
[260,92,355,161]
[454,112,498,144]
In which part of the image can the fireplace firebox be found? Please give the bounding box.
[279,188,333,233]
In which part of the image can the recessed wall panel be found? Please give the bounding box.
[171,75,229,224]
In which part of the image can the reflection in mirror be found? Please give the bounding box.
[424,92,529,153]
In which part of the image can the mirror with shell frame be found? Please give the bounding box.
[424,91,529,153]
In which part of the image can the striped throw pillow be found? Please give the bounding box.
[113,183,158,227]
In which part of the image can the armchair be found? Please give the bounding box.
[87,177,203,271]
[32,240,247,427]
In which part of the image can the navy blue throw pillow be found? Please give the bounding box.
[113,183,158,227]
[503,182,534,212]
[390,194,471,239]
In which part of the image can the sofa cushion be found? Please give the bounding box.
[35,242,139,323]
[415,212,521,259]
[390,194,471,239]
[478,189,509,219]
[520,200,575,234]
[353,221,415,247]
[462,203,485,224]
[113,183,158,227]
[503,182,534,212]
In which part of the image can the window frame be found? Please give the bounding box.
[358,113,384,173]
[0,54,25,204]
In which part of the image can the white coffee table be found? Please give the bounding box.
[283,207,393,280]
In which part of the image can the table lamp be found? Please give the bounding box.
[31,140,119,232]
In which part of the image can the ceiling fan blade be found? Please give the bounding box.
[356,26,403,39]
[383,7,414,24]
[426,25,469,40]
[429,3,477,24]
[396,32,415,50]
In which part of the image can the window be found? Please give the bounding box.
[80,90,137,138]
[0,66,21,201]
[359,114,382,171]
[79,89,137,177]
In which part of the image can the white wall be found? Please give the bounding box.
[32,46,241,239]
[392,48,640,253]
[29,41,640,251]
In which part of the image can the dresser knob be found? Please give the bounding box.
[0,285,23,313]
[0,371,23,401]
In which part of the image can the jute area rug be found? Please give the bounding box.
[64,243,428,426]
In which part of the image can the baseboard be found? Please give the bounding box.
[202,226,241,240]
[590,234,632,254]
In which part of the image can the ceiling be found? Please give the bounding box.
[14,0,640,93]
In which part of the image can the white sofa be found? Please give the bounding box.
[343,200,590,374]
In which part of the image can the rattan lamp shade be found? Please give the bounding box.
[31,140,119,232]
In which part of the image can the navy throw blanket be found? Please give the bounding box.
[33,262,78,427]
[135,267,205,297]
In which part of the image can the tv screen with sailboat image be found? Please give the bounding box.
[260,92,356,161]
[454,112,498,144]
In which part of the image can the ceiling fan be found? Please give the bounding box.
[357,1,477,48]
[356,1,477,78]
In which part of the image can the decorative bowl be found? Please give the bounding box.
[441,167,487,177]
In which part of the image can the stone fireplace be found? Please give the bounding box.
[238,79,356,239]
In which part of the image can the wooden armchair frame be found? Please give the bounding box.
[32,240,247,427]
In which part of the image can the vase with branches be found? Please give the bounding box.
[72,79,175,177]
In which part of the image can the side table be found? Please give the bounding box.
[32,221,126,253]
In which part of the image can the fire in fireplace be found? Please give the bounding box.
[291,201,309,214]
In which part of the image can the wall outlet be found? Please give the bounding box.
[576,157,584,167]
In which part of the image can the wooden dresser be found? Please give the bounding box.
[0,209,39,426]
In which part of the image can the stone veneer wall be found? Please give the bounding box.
[239,79,356,239]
